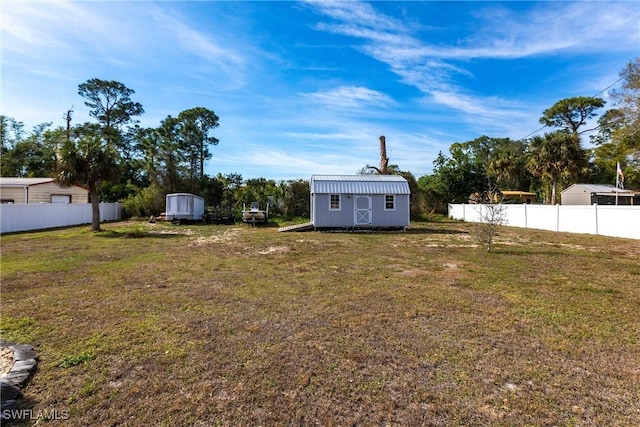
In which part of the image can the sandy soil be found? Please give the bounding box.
[0,347,14,374]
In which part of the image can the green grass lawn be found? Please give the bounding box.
[1,220,639,426]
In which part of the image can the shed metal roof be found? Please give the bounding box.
[561,183,633,194]
[0,178,88,191]
[0,177,55,187]
[310,175,410,195]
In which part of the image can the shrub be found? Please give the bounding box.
[122,184,164,218]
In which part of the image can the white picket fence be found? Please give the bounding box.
[0,203,123,234]
[448,203,640,240]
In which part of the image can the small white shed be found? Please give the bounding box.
[165,193,205,221]
[310,175,410,230]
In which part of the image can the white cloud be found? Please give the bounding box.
[1,1,148,59]
[148,7,245,72]
[301,86,396,108]
[1,1,248,85]
[468,2,640,57]
[214,143,367,179]
[307,0,639,77]
[304,0,638,136]
[304,0,406,33]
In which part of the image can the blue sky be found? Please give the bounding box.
[2,1,639,181]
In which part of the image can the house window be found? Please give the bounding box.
[1,199,15,204]
[385,194,395,210]
[330,194,340,210]
[51,194,72,203]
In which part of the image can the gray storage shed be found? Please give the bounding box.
[310,175,410,230]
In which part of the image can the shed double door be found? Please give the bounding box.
[354,195,372,226]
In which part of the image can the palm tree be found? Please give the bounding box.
[526,131,587,204]
[486,139,528,190]
[489,147,519,189]
[56,123,119,231]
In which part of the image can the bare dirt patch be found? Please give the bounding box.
[188,228,242,246]
[256,245,290,255]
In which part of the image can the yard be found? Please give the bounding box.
[1,220,639,426]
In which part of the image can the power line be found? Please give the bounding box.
[591,76,625,98]
[518,76,625,141]
[520,124,547,140]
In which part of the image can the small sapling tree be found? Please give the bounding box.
[472,186,507,252]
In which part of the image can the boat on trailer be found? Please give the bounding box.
[242,202,268,225]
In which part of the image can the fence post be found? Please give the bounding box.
[556,204,560,232]
[594,203,598,235]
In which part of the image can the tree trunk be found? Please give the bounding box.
[200,145,205,180]
[89,182,102,231]
[379,135,389,174]
[366,135,390,174]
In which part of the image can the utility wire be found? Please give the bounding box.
[518,76,625,141]
[591,76,625,98]
[520,124,547,140]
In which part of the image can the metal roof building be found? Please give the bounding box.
[310,175,410,230]
[0,177,88,204]
[561,183,638,205]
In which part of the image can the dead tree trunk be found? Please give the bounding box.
[367,135,390,174]
[379,135,389,174]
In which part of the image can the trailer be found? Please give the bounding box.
[165,193,205,223]
[206,206,236,224]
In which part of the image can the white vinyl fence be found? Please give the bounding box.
[0,203,123,234]
[449,203,640,240]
